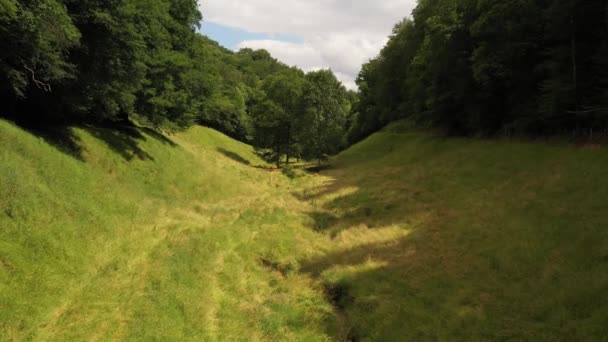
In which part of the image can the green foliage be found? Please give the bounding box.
[0,0,204,130]
[352,0,608,141]
[1,1,355,154]
[0,0,80,98]
[281,165,298,179]
[299,70,350,161]
[198,48,354,167]
[60,0,204,125]
[250,69,306,166]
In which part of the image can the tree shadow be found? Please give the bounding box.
[297,176,466,339]
[140,127,178,147]
[217,148,251,166]
[300,234,421,277]
[12,122,86,161]
[300,231,465,341]
[297,177,407,238]
[291,181,347,202]
[85,125,155,161]
[293,142,607,340]
[304,164,333,173]
[10,119,178,162]
[291,158,468,339]
[307,211,340,233]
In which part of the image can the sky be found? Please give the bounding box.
[198,0,417,90]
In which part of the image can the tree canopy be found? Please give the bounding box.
[0,0,355,165]
[8,0,601,163]
[350,0,608,142]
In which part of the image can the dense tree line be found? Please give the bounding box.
[1,0,204,130]
[249,67,351,166]
[350,0,608,142]
[0,0,353,166]
[186,40,352,166]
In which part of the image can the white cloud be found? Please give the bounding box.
[199,0,417,89]
[236,40,324,72]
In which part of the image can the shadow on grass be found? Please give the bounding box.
[307,211,340,233]
[300,234,422,277]
[298,182,403,238]
[292,181,352,203]
[13,123,86,161]
[295,140,608,340]
[301,231,462,341]
[298,192,466,340]
[217,148,251,166]
[85,125,155,161]
[13,120,178,162]
[305,164,333,173]
[293,159,468,339]
[140,127,178,147]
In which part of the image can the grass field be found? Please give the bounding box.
[0,120,336,340]
[303,121,608,340]
[1,119,607,340]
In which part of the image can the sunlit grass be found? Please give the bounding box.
[0,120,333,341]
[2,118,607,340]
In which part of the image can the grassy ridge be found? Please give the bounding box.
[2,118,608,340]
[302,121,608,340]
[0,120,334,340]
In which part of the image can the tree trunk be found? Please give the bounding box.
[285,124,291,166]
[571,15,578,103]
[275,142,281,168]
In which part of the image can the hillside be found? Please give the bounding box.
[2,119,608,340]
[0,120,334,340]
[305,121,608,340]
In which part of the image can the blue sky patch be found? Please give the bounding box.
[199,22,303,50]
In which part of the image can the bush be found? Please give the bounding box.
[282,166,298,179]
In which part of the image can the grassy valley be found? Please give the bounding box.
[0,120,333,340]
[1,119,607,340]
[4,0,608,340]
[302,121,608,340]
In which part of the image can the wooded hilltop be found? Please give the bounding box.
[2,0,608,158]
[0,0,354,166]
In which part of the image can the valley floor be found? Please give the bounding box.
[1,120,607,340]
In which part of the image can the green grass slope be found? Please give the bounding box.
[301,121,608,340]
[0,120,335,341]
[2,118,608,341]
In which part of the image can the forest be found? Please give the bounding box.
[0,0,354,166]
[3,1,608,156]
[351,0,608,142]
